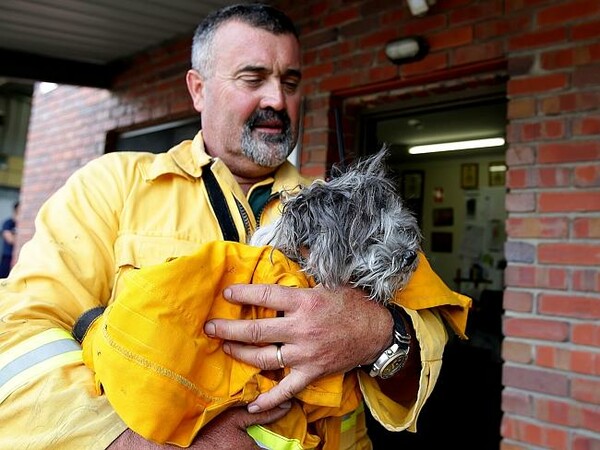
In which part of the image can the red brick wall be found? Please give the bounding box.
[500,1,600,448]
[19,1,600,448]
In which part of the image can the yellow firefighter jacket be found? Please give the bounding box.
[0,131,469,449]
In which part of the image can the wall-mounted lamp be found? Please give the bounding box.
[408,137,506,155]
[406,0,437,16]
[385,36,429,65]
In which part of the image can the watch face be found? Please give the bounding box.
[380,353,408,379]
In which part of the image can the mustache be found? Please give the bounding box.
[246,108,291,131]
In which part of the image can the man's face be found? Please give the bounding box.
[189,21,302,179]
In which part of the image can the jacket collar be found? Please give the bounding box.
[143,131,210,181]
[144,130,312,194]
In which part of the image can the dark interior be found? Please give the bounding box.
[367,289,503,449]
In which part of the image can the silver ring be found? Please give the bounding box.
[276,345,285,369]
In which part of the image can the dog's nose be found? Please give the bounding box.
[401,250,417,268]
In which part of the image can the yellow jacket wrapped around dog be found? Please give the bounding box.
[0,131,469,449]
[83,241,363,449]
[82,240,470,449]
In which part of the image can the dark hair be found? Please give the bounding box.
[13,201,19,210]
[191,3,299,75]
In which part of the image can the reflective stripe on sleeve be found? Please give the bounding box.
[0,328,82,404]
[247,403,365,449]
[341,401,364,433]
[247,424,306,450]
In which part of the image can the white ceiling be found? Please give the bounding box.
[367,88,508,161]
[0,0,240,87]
[378,101,507,146]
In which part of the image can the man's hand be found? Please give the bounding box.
[107,404,292,449]
[204,284,393,413]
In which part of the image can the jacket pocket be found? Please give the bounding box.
[110,233,201,304]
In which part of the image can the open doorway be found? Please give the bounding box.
[363,88,508,293]
[358,86,507,449]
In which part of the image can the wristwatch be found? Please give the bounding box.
[369,303,411,379]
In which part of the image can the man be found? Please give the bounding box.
[0,201,18,278]
[0,4,465,449]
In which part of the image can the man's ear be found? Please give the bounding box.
[186,69,204,113]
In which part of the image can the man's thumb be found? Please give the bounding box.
[244,401,292,426]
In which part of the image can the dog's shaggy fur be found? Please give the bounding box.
[251,149,422,304]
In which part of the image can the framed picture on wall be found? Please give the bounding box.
[433,207,454,226]
[488,161,507,187]
[400,170,424,199]
[461,163,479,189]
[431,232,453,253]
[400,170,425,227]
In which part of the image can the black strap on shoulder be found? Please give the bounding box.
[72,306,106,343]
[203,162,240,242]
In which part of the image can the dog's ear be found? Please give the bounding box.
[280,186,300,204]
[280,190,293,203]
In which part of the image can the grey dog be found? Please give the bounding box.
[251,149,422,304]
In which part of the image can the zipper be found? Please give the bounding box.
[256,192,281,227]
[233,190,281,238]
[234,197,253,238]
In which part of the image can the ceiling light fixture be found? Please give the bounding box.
[408,137,506,155]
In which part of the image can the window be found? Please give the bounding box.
[107,118,199,154]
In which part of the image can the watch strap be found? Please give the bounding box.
[368,303,411,378]
[388,302,411,346]
[72,306,106,343]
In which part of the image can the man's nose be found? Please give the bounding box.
[259,81,285,111]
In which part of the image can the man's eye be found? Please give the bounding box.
[242,78,263,86]
[283,81,299,93]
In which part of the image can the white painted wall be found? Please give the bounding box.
[392,150,506,297]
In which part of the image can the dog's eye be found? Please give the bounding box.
[401,250,417,268]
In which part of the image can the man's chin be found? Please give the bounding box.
[252,154,289,168]
[243,145,292,168]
